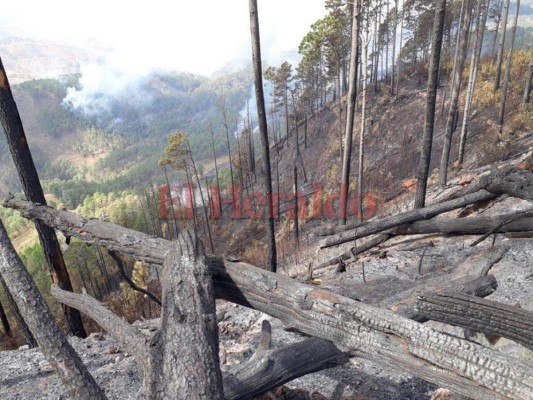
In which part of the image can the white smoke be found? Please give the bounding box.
[3,0,326,115]
[63,59,155,114]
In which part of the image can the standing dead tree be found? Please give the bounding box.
[5,198,533,400]
[414,0,447,208]
[249,0,277,272]
[340,0,361,224]
[0,58,86,337]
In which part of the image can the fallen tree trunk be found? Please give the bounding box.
[319,190,498,248]
[54,232,225,399]
[392,211,533,236]
[442,166,533,202]
[416,292,533,351]
[5,197,533,400]
[313,234,391,272]
[398,275,498,322]
[316,211,532,268]
[223,320,349,400]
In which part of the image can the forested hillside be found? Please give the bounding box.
[0,69,251,207]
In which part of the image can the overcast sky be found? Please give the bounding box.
[2,0,327,76]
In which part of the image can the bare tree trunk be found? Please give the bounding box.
[494,0,511,91]
[0,58,86,337]
[414,0,447,208]
[358,28,370,221]
[0,297,12,338]
[249,0,277,273]
[458,0,490,166]
[391,0,398,96]
[321,190,498,248]
[395,0,405,99]
[491,0,504,56]
[340,0,361,224]
[498,0,521,131]
[0,219,107,399]
[221,98,237,209]
[9,199,533,400]
[523,51,533,103]
[224,321,349,400]
[0,273,37,347]
[439,0,474,187]
[187,143,214,252]
[162,165,180,240]
[293,166,299,248]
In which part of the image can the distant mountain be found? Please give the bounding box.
[0,37,104,84]
[0,69,252,207]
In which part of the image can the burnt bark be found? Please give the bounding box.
[249,0,277,272]
[439,0,474,187]
[0,58,86,337]
[524,52,533,103]
[0,298,11,337]
[320,190,497,248]
[494,0,511,91]
[54,232,224,399]
[0,273,36,347]
[0,219,106,399]
[498,0,520,130]
[340,0,360,224]
[7,200,533,400]
[223,321,349,400]
[414,0,447,208]
[416,292,533,350]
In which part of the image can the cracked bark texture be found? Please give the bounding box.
[145,232,224,399]
[5,198,533,400]
[416,292,533,350]
[0,219,107,400]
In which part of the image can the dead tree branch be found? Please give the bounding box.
[107,251,162,305]
[223,320,349,400]
[5,198,533,400]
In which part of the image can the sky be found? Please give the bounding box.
[1,0,327,76]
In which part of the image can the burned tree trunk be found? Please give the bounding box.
[249,0,277,272]
[0,58,86,337]
[0,298,11,338]
[439,0,473,187]
[416,292,533,350]
[340,0,360,224]
[54,232,224,399]
[146,232,224,399]
[223,320,349,400]
[0,273,36,347]
[0,219,107,399]
[414,0,447,208]
[9,201,533,400]
[320,190,497,248]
